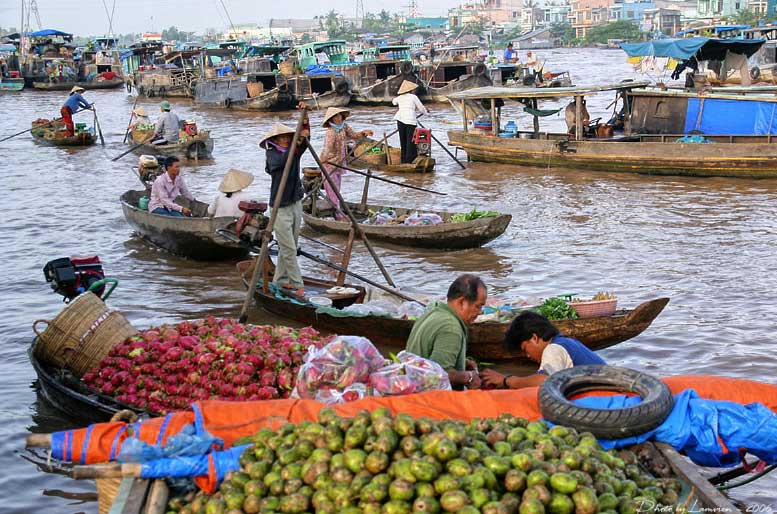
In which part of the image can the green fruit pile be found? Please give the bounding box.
[167,409,683,514]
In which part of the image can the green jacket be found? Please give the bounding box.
[405,302,467,371]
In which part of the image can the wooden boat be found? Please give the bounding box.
[286,74,351,109]
[302,201,511,249]
[194,73,295,111]
[32,77,124,91]
[0,77,25,91]
[446,82,777,179]
[251,274,669,362]
[30,119,96,147]
[417,50,493,103]
[349,139,436,173]
[127,128,213,160]
[120,190,248,260]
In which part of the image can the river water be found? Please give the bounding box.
[1,48,776,512]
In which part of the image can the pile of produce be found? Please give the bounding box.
[366,209,443,227]
[536,298,579,321]
[571,293,617,303]
[82,318,329,413]
[450,209,499,223]
[168,410,683,514]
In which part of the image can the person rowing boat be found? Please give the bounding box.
[61,86,92,137]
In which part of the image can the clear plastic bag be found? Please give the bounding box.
[293,336,386,399]
[315,383,373,404]
[397,301,426,319]
[369,351,452,396]
[403,212,443,226]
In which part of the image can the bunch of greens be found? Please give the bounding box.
[535,298,579,320]
[451,209,500,223]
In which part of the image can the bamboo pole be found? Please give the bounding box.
[575,95,583,141]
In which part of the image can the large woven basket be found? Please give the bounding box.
[571,299,618,319]
[354,143,386,165]
[279,60,297,76]
[387,147,401,164]
[33,292,138,378]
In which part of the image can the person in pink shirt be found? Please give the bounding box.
[147,157,196,217]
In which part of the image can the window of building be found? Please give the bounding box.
[735,1,740,8]
[586,11,592,19]
[627,9,634,17]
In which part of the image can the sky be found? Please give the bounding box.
[1,0,459,36]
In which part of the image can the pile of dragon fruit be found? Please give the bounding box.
[82,317,329,414]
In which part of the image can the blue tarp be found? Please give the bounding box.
[305,64,343,76]
[684,97,777,135]
[140,445,248,480]
[621,36,765,60]
[26,29,72,38]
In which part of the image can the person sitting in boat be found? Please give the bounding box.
[151,100,180,146]
[148,156,195,217]
[260,111,310,297]
[392,80,428,164]
[564,98,590,139]
[131,107,150,129]
[208,169,254,218]
[319,107,373,220]
[481,311,606,390]
[503,43,518,64]
[61,86,92,137]
[526,51,543,83]
[405,274,487,390]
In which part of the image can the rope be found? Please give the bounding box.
[716,464,777,491]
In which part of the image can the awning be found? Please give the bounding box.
[26,29,73,38]
[620,37,764,61]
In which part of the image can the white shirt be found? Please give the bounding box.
[392,93,428,125]
[207,191,252,218]
[538,344,574,376]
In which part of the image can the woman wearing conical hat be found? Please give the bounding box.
[392,80,428,164]
[207,169,255,218]
[130,106,150,129]
[319,107,373,219]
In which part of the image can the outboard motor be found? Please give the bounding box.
[412,127,432,157]
[43,255,105,302]
[235,201,270,245]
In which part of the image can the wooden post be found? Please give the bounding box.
[575,95,583,141]
[382,132,392,165]
[337,228,355,286]
[490,98,498,136]
[532,99,540,138]
[359,169,372,211]
[461,100,468,133]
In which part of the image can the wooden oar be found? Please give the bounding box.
[123,96,139,143]
[0,108,87,143]
[238,106,309,324]
[417,119,467,169]
[92,106,105,146]
[111,133,155,162]
[327,162,446,195]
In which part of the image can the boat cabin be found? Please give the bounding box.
[237,45,289,73]
[18,29,77,85]
[120,41,163,76]
[295,40,348,69]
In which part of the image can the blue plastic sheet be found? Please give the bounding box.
[118,423,223,463]
[684,97,777,135]
[26,29,72,38]
[140,445,249,480]
[621,37,764,60]
[574,390,777,467]
[305,65,342,76]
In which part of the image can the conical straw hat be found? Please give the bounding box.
[133,107,148,116]
[69,85,85,94]
[397,80,419,95]
[219,168,254,193]
[321,106,350,127]
[258,122,296,148]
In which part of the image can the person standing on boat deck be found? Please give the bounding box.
[319,107,373,219]
[208,169,254,218]
[392,80,428,164]
[259,112,310,297]
[61,86,92,137]
[151,101,180,146]
[481,311,606,390]
[405,274,487,390]
[148,156,196,217]
[503,42,518,64]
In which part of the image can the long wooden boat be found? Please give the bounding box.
[120,190,247,260]
[127,128,213,160]
[31,78,124,91]
[349,140,436,173]
[251,275,669,362]
[303,201,511,249]
[447,83,777,178]
[286,74,352,109]
[228,86,295,111]
[194,73,295,111]
[417,60,493,103]
[0,77,25,91]
[31,120,96,147]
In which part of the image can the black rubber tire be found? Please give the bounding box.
[334,79,350,94]
[224,97,232,109]
[538,365,674,439]
[751,66,761,80]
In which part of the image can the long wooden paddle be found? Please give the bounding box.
[238,107,309,324]
[416,119,467,169]
[0,108,87,143]
[123,96,139,143]
[111,133,155,162]
[92,106,105,146]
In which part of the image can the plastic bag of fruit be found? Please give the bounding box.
[369,350,451,396]
[314,383,374,404]
[292,335,387,399]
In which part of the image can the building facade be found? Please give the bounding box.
[569,0,612,38]
[641,7,682,34]
[610,0,657,22]
[696,0,745,18]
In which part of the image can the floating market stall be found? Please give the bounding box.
[30,118,96,147]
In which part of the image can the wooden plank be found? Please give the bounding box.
[109,478,150,514]
[144,480,169,514]
[655,443,741,511]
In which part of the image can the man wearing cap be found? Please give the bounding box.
[61,86,92,137]
[392,80,428,164]
[259,110,310,297]
[208,169,255,218]
[148,156,196,217]
[152,101,180,145]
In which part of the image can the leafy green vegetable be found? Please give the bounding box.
[451,208,500,223]
[535,297,579,320]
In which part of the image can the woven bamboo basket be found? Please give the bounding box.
[246,82,264,98]
[355,143,386,165]
[387,147,401,164]
[571,299,618,319]
[96,478,121,514]
[32,292,138,378]
[279,60,296,76]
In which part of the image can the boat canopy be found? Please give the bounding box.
[26,29,72,38]
[447,81,650,101]
[0,43,17,53]
[620,37,764,60]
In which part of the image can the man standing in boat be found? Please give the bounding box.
[406,274,487,390]
[151,101,180,146]
[148,156,195,217]
[61,86,92,137]
[481,311,605,389]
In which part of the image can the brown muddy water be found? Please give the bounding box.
[1,49,776,512]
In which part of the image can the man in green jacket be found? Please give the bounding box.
[405,274,487,389]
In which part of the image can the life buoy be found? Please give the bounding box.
[473,63,487,76]
[400,61,414,75]
[539,365,674,439]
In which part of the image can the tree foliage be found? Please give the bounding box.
[585,20,641,44]
[730,8,767,26]
[162,26,195,42]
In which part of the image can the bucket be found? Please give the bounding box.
[138,197,149,210]
[32,292,138,378]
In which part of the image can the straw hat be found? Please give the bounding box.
[160,100,171,111]
[219,168,254,193]
[397,80,419,95]
[69,85,85,94]
[133,107,148,117]
[321,106,350,127]
[258,122,295,149]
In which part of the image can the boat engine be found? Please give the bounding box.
[43,255,106,302]
[412,127,432,156]
[234,201,270,245]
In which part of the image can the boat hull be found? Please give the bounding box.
[448,130,777,179]
[121,190,247,260]
[31,128,96,147]
[127,130,214,160]
[421,74,493,103]
[300,90,351,109]
[32,78,124,91]
[351,156,436,173]
[0,78,25,91]
[303,202,511,249]
[229,88,295,111]
[352,74,419,105]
